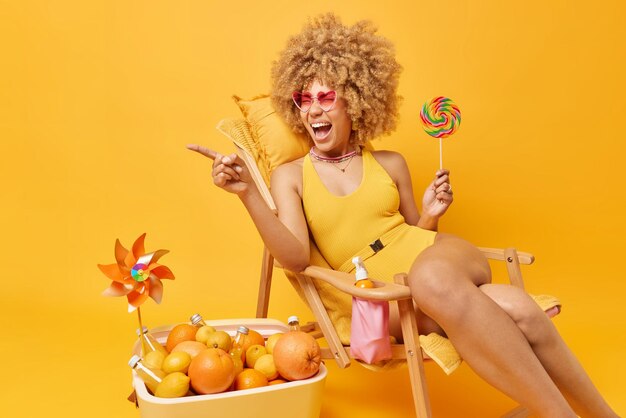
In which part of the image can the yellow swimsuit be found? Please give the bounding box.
[300,149,436,346]
[302,148,436,281]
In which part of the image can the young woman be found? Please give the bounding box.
[188,14,618,418]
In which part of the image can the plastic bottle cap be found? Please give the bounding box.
[352,256,369,281]
[135,326,148,336]
[190,313,202,325]
[128,354,141,368]
[287,315,299,324]
[237,326,249,334]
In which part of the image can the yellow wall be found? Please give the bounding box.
[1,1,624,416]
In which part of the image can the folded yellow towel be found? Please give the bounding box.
[530,294,562,317]
[355,357,406,372]
[419,333,462,375]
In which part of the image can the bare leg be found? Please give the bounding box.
[481,284,618,418]
[407,233,575,418]
[388,303,444,339]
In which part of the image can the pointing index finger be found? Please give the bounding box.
[186,144,218,160]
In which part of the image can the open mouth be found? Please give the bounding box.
[311,122,333,140]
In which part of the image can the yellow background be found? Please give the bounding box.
[1,1,624,416]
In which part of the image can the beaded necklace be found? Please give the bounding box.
[309,147,358,173]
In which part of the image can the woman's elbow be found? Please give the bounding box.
[278,255,310,273]
[283,261,309,273]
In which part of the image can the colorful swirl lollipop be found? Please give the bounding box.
[420,97,461,169]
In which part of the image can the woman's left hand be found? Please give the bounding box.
[422,169,453,218]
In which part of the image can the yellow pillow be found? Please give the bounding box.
[232,95,310,185]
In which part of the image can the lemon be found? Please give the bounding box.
[245,344,267,368]
[254,354,279,380]
[195,325,216,343]
[265,333,283,354]
[143,350,165,371]
[162,351,192,374]
[205,330,232,352]
[154,372,190,398]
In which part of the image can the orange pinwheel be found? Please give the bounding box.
[98,233,174,311]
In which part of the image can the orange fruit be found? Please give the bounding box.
[166,324,198,352]
[171,340,207,359]
[268,378,288,385]
[188,348,235,394]
[241,329,265,353]
[273,331,321,381]
[234,368,268,391]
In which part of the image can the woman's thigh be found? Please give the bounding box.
[389,232,493,339]
[408,232,492,305]
[388,302,445,340]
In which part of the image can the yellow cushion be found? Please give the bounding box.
[232,95,310,186]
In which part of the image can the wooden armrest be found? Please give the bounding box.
[301,265,412,301]
[478,247,535,265]
[276,248,533,299]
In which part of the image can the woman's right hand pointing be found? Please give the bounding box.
[186,144,254,196]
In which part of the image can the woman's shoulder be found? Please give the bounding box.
[370,149,408,168]
[369,149,411,184]
[270,157,304,191]
[273,157,305,176]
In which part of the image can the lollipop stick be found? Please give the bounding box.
[439,137,443,170]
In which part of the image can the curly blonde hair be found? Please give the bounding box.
[270,13,402,145]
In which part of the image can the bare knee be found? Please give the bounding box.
[407,261,481,323]
[408,258,457,310]
[407,234,491,312]
[481,284,554,345]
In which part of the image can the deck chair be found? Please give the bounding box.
[215,95,558,418]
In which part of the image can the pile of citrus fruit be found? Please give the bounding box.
[139,322,322,398]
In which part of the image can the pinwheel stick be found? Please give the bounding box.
[136,306,148,354]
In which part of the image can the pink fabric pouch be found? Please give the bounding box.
[350,297,393,364]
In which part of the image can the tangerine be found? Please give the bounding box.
[234,368,268,391]
[268,378,288,385]
[188,348,235,394]
[166,324,198,352]
[273,331,321,381]
[241,329,265,352]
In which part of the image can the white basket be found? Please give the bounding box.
[131,318,327,418]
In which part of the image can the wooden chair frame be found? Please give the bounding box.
[226,127,533,418]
